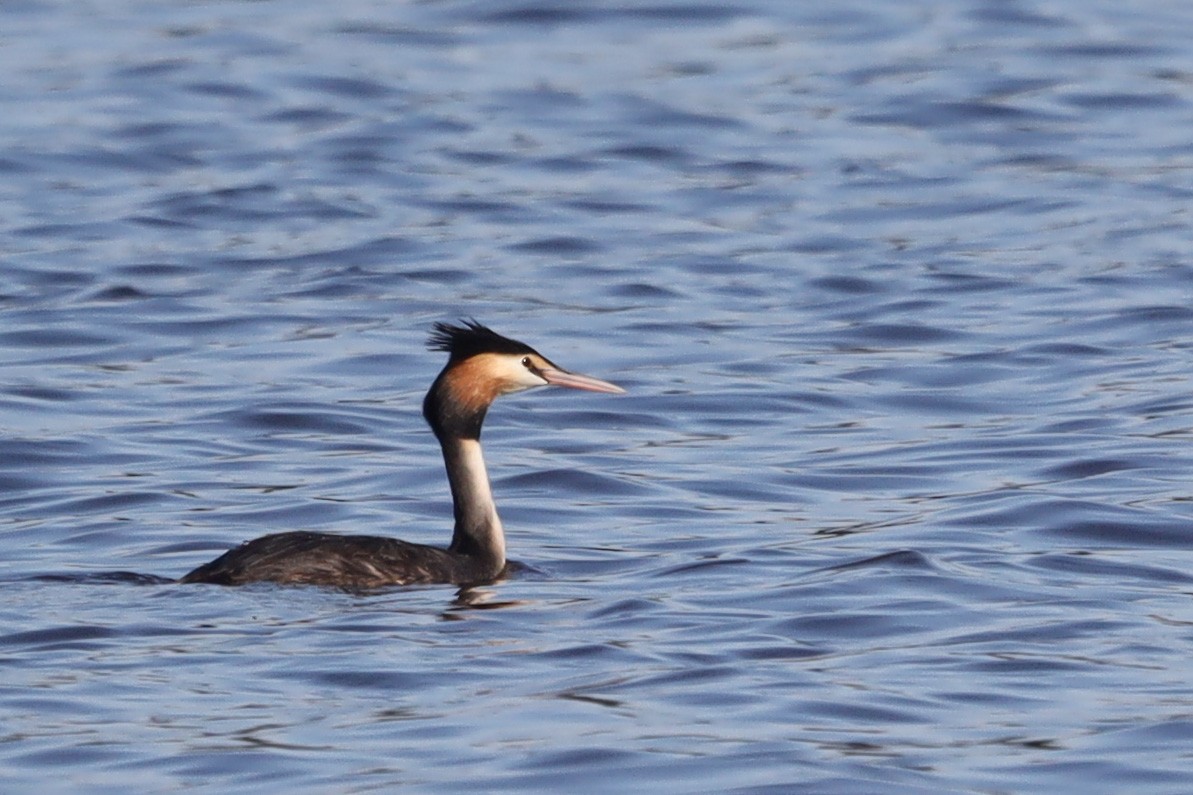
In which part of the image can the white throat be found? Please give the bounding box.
[443,436,505,564]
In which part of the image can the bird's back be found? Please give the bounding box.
[178,531,500,588]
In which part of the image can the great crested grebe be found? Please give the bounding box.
[179,321,624,589]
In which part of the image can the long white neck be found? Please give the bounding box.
[441,435,506,567]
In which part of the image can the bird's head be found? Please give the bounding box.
[423,320,623,439]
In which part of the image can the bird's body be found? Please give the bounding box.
[179,321,623,590]
[178,531,490,588]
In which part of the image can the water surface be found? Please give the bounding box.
[3,0,1193,792]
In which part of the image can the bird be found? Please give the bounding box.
[178,320,624,589]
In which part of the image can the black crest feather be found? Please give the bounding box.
[427,320,536,361]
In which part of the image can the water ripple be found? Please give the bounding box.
[3,0,1193,793]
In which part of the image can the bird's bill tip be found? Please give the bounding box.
[539,368,626,394]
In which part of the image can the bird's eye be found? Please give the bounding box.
[521,356,533,369]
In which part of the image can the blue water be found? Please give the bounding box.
[3,0,1193,791]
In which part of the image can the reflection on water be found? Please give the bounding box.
[3,0,1193,792]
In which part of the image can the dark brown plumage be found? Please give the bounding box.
[178,531,480,588]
